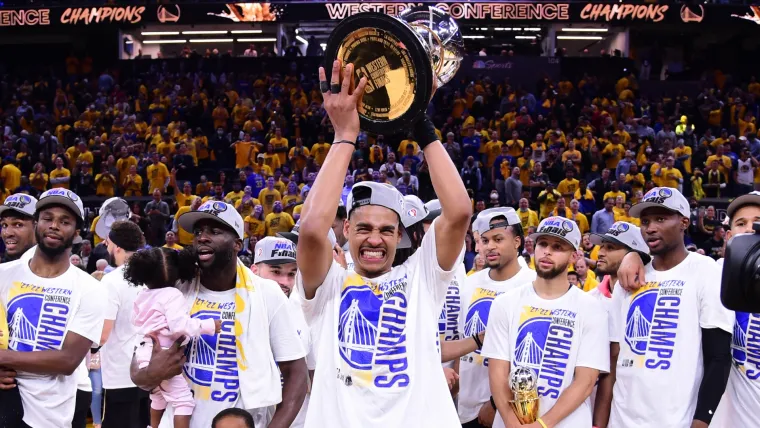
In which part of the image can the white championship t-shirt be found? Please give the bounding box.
[0,259,105,428]
[609,252,733,428]
[711,258,760,426]
[457,266,537,423]
[481,283,609,428]
[298,219,463,428]
[439,264,466,370]
[100,264,146,389]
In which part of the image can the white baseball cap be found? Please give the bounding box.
[346,181,411,248]
[36,189,84,220]
[277,219,337,247]
[589,221,651,264]
[178,201,244,240]
[254,237,296,265]
[402,195,428,228]
[727,190,760,221]
[529,216,581,250]
[96,197,131,239]
[474,207,521,236]
[0,193,37,218]
[629,187,690,218]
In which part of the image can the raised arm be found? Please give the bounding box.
[417,119,473,270]
[297,61,367,298]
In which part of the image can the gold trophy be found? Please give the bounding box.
[509,366,540,423]
[324,6,464,134]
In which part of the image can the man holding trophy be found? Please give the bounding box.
[481,217,609,428]
[295,6,471,428]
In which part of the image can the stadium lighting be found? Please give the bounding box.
[494,27,510,31]
[524,28,541,31]
[296,35,308,44]
[143,40,187,44]
[557,35,604,40]
[463,35,486,39]
[320,43,327,50]
[231,30,263,34]
[561,28,608,32]
[189,38,234,43]
[140,31,179,36]
[237,38,277,42]
[182,30,229,35]
[516,36,536,39]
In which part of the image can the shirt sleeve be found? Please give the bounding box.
[698,260,734,333]
[414,217,466,308]
[576,295,611,373]
[262,280,307,362]
[480,293,513,362]
[609,281,624,343]
[67,275,107,346]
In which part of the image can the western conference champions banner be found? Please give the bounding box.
[2,2,760,28]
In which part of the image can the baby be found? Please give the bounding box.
[127,247,220,428]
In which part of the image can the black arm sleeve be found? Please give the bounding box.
[693,327,732,424]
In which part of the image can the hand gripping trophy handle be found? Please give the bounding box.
[509,366,540,423]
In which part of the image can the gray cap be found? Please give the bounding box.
[529,216,582,250]
[629,187,690,218]
[423,199,441,223]
[37,189,85,221]
[589,221,651,264]
[402,195,428,228]
[474,207,521,236]
[95,197,131,239]
[727,190,760,221]
[346,181,411,248]
[277,219,337,247]
[178,201,244,240]
[254,237,296,265]
[0,193,37,218]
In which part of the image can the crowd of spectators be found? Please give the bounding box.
[0,54,758,271]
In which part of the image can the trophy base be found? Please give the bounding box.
[324,12,434,135]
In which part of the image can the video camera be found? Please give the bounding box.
[722,221,760,313]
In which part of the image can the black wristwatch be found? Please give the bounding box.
[489,396,497,410]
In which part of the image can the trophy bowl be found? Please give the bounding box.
[324,6,464,135]
[509,366,540,424]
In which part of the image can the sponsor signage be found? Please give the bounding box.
[0,2,756,28]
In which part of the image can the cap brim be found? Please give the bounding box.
[0,206,33,218]
[178,211,243,240]
[588,233,651,264]
[727,194,760,219]
[423,209,441,223]
[36,196,83,220]
[528,232,578,250]
[256,258,296,266]
[628,202,683,218]
[277,232,299,244]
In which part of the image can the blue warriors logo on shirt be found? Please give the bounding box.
[184,297,238,403]
[6,281,72,352]
[623,280,682,370]
[514,305,576,399]
[438,279,461,343]
[731,312,760,380]
[337,272,410,389]
[464,288,501,362]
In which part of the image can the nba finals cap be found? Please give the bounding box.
[589,221,651,264]
[727,191,760,220]
[529,216,582,250]
[475,207,521,236]
[402,195,428,228]
[0,194,37,218]
[178,200,244,240]
[36,189,85,220]
[346,181,411,248]
[423,199,441,223]
[277,220,337,247]
[254,237,296,265]
[629,187,690,218]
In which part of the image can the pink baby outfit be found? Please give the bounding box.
[132,287,216,415]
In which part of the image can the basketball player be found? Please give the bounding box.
[296,60,472,427]
[0,194,38,262]
[483,216,609,428]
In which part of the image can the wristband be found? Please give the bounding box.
[489,396,497,410]
[537,417,548,428]
[333,139,356,146]
[412,117,438,149]
[472,333,483,349]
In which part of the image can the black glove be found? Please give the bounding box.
[413,116,439,150]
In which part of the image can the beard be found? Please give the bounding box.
[107,247,117,267]
[35,228,75,259]
[199,244,236,273]
[536,260,571,280]
[597,260,620,276]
